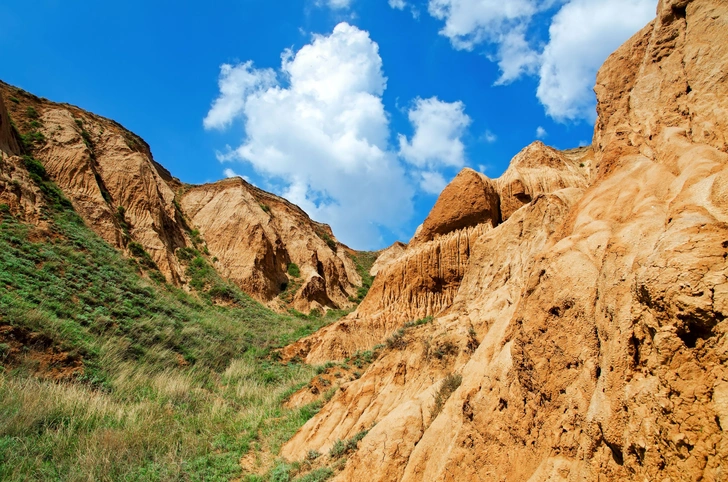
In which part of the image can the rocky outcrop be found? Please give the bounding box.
[180,178,358,312]
[284,143,592,364]
[0,82,362,312]
[496,142,592,221]
[369,241,406,277]
[411,168,500,245]
[281,0,728,479]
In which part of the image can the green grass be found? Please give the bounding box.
[0,163,344,481]
[347,251,377,303]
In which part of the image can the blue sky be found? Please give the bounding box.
[0,0,656,249]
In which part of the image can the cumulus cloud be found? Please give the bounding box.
[388,0,407,9]
[204,23,415,248]
[536,126,547,139]
[427,0,547,83]
[419,171,448,195]
[317,0,352,9]
[398,97,471,169]
[204,62,276,130]
[536,0,655,121]
[426,0,656,121]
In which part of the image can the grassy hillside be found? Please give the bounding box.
[0,159,346,481]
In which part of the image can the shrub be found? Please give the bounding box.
[385,328,407,350]
[316,231,337,251]
[287,263,301,278]
[0,342,10,360]
[260,203,271,214]
[26,106,39,119]
[294,468,334,482]
[328,439,345,459]
[404,316,433,329]
[9,97,19,104]
[431,372,462,419]
[328,430,368,459]
[176,247,199,261]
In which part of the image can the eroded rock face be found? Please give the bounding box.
[281,0,728,479]
[412,168,500,245]
[180,178,358,312]
[369,241,406,277]
[0,82,362,312]
[285,145,591,364]
[0,96,20,156]
[496,142,592,222]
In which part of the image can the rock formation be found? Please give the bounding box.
[0,82,363,312]
[280,0,728,480]
[283,143,591,364]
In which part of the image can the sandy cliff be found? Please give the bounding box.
[280,0,728,480]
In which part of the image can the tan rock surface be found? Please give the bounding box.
[180,178,358,311]
[369,241,406,277]
[281,0,728,479]
[412,168,500,245]
[496,142,592,221]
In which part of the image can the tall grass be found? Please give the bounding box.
[0,175,340,481]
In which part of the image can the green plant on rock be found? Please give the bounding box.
[431,372,462,419]
[287,262,301,278]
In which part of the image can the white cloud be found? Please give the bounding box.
[317,0,352,9]
[419,171,448,195]
[223,168,251,182]
[536,126,547,139]
[204,62,276,130]
[426,0,656,121]
[482,129,497,143]
[536,0,655,121]
[493,27,540,85]
[398,97,471,169]
[388,0,407,9]
[205,23,414,249]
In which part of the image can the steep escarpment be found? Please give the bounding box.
[0,82,361,312]
[280,0,728,480]
[285,143,591,364]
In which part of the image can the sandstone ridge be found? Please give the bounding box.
[0,82,363,313]
[280,1,728,480]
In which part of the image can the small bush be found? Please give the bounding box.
[260,203,271,214]
[26,106,39,119]
[294,468,334,482]
[385,328,407,350]
[404,316,434,329]
[287,263,301,278]
[189,229,203,246]
[9,97,19,104]
[176,247,199,261]
[328,439,345,459]
[328,430,368,459]
[431,373,462,419]
[306,449,321,461]
[0,342,10,360]
[316,231,337,251]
